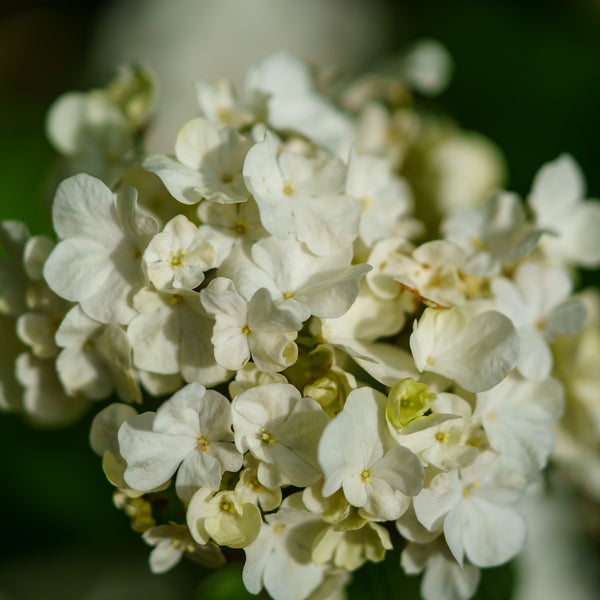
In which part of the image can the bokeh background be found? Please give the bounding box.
[1,0,599,598]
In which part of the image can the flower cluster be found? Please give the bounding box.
[2,45,600,600]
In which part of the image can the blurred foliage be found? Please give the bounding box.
[0,0,599,598]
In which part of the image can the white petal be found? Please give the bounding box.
[143,154,205,205]
[119,413,197,492]
[529,154,584,223]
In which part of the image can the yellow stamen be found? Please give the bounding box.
[170,249,187,268]
[359,196,373,211]
[261,430,276,445]
[233,221,247,235]
[220,501,237,514]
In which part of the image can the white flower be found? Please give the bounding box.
[319,387,423,520]
[235,454,282,511]
[90,402,141,493]
[195,78,254,130]
[186,488,262,548]
[118,382,242,501]
[243,132,361,256]
[229,363,288,400]
[143,214,215,289]
[43,175,158,324]
[345,150,413,247]
[492,261,586,380]
[15,352,89,426]
[201,278,301,373]
[402,539,481,600]
[474,373,564,473]
[196,197,267,246]
[219,235,370,322]
[242,493,327,600]
[45,90,135,182]
[312,521,392,572]
[389,240,467,308]
[142,523,225,573]
[321,280,408,345]
[397,394,480,472]
[232,383,329,488]
[144,117,251,205]
[246,51,355,158]
[410,304,519,393]
[443,192,545,275]
[56,306,141,403]
[413,451,527,568]
[528,153,600,267]
[128,287,227,386]
[398,39,453,96]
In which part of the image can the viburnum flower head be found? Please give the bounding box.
[4,45,600,600]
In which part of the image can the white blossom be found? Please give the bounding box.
[492,261,586,380]
[118,382,242,500]
[232,383,329,488]
[319,387,423,520]
[143,214,215,289]
[410,304,519,393]
[43,175,158,324]
[201,277,301,373]
[414,451,527,567]
[144,117,251,205]
[243,132,361,256]
[528,153,600,268]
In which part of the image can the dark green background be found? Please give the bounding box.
[0,0,598,598]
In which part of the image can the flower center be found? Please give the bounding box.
[170,249,187,268]
[283,181,295,196]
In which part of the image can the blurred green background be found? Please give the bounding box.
[0,0,599,598]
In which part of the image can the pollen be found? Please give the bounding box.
[197,437,209,452]
[359,196,373,211]
[435,432,450,442]
[361,469,371,483]
[283,181,295,196]
[220,501,237,514]
[242,325,251,335]
[233,221,247,234]
[170,294,183,304]
[170,249,187,268]
[217,107,231,123]
[247,476,261,491]
[463,481,480,497]
[261,430,276,445]
[283,291,293,299]
[469,236,487,252]
[171,539,196,553]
